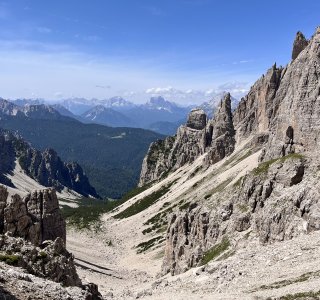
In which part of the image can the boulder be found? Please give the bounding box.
[186,109,207,130]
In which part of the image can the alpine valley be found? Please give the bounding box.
[1,19,320,300]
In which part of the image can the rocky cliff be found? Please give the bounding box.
[234,27,320,161]
[0,185,102,298]
[0,185,76,283]
[162,154,314,275]
[0,129,99,198]
[137,27,320,276]
[139,94,235,186]
[0,186,66,245]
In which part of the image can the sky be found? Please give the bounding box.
[0,0,319,105]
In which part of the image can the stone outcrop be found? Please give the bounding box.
[292,31,309,60]
[139,94,235,186]
[0,185,102,297]
[186,108,207,130]
[262,27,320,160]
[20,148,99,198]
[233,63,284,142]
[233,27,320,161]
[162,154,320,275]
[0,133,15,187]
[205,93,235,165]
[0,186,66,246]
[139,136,176,185]
[0,129,99,198]
[0,235,81,286]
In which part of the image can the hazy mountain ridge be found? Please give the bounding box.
[81,105,137,127]
[0,103,163,198]
[5,94,234,135]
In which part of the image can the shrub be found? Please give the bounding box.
[114,183,174,219]
[0,254,20,265]
[200,237,230,265]
[253,153,304,176]
[136,236,164,253]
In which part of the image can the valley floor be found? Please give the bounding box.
[67,223,320,300]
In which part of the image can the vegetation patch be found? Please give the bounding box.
[119,182,153,202]
[233,176,244,187]
[136,236,165,253]
[200,237,230,265]
[61,198,122,230]
[142,200,184,235]
[188,165,202,179]
[222,150,253,169]
[0,254,20,265]
[179,201,191,211]
[253,153,304,176]
[61,181,156,229]
[38,251,47,260]
[217,249,236,261]
[257,270,320,291]
[279,290,320,300]
[209,178,233,195]
[114,182,176,219]
[238,203,249,213]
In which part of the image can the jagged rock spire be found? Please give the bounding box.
[292,31,309,60]
[212,92,234,138]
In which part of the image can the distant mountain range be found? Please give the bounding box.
[10,93,237,135]
[0,99,163,198]
[198,92,239,118]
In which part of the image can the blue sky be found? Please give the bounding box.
[0,0,319,104]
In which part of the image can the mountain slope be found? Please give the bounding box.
[0,107,163,198]
[0,129,98,198]
[81,105,137,127]
[65,27,320,299]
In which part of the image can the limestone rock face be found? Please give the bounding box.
[263,27,320,160]
[20,148,99,198]
[139,136,176,186]
[139,94,235,186]
[205,93,235,165]
[0,235,81,286]
[233,63,283,142]
[186,108,207,130]
[162,156,320,275]
[139,123,208,186]
[292,31,309,60]
[0,186,101,293]
[233,28,320,161]
[1,187,66,246]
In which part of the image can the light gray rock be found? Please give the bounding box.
[205,93,235,165]
[139,94,235,186]
[2,188,66,246]
[186,108,207,130]
[162,155,320,275]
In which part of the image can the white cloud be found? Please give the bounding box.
[0,35,255,104]
[142,82,250,104]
